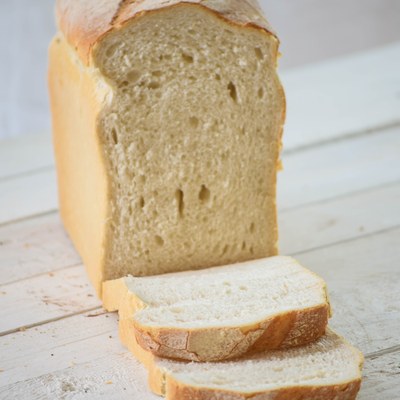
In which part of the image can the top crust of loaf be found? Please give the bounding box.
[56,0,277,65]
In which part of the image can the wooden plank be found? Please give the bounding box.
[281,42,400,150]
[298,227,400,354]
[280,181,400,254]
[278,126,400,210]
[1,181,399,288]
[359,350,400,400]
[0,333,398,400]
[0,265,99,335]
[0,313,155,399]
[0,228,398,398]
[0,134,53,180]
[0,212,80,286]
[0,169,57,225]
[1,125,399,226]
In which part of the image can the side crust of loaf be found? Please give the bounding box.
[56,0,277,65]
[49,36,110,296]
[119,320,363,400]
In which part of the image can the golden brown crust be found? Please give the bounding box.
[56,0,277,65]
[167,379,362,400]
[49,35,109,296]
[120,320,362,400]
[128,304,330,362]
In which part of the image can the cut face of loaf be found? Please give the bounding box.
[104,256,331,361]
[119,324,363,400]
[49,1,285,296]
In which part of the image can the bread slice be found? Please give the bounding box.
[120,321,363,399]
[104,256,331,361]
[49,0,286,297]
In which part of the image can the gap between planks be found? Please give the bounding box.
[0,305,101,337]
[282,120,400,155]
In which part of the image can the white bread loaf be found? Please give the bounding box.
[119,323,364,400]
[49,0,286,297]
[104,256,331,362]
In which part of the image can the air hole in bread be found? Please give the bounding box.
[255,47,263,60]
[127,69,141,83]
[182,53,194,63]
[242,241,247,250]
[111,128,118,145]
[222,244,229,256]
[250,223,255,233]
[105,42,119,58]
[147,81,161,89]
[258,87,264,98]
[175,189,184,217]
[139,175,146,184]
[221,151,229,161]
[249,246,254,254]
[139,196,145,208]
[228,82,238,102]
[199,185,210,202]
[215,73,221,81]
[239,285,248,291]
[152,70,163,77]
[189,116,199,128]
[118,80,129,89]
[159,54,172,61]
[155,235,164,246]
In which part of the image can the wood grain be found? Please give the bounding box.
[278,126,400,209]
[0,265,99,335]
[280,181,400,254]
[0,134,53,180]
[281,43,400,151]
[0,212,80,286]
[0,170,57,225]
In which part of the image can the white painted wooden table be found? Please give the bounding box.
[1,43,400,399]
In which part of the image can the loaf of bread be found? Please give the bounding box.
[49,0,286,296]
[104,256,330,362]
[119,321,363,400]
